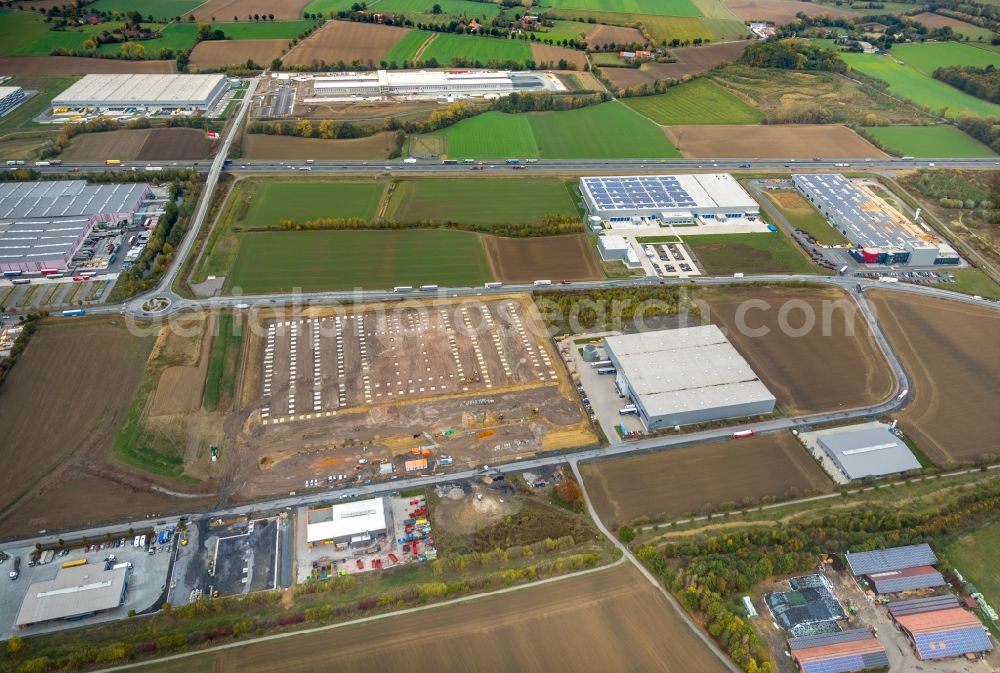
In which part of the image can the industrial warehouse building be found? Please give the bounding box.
[0,86,26,117]
[307,70,553,99]
[788,629,888,673]
[846,543,946,594]
[16,564,130,628]
[51,74,228,112]
[306,497,387,547]
[603,325,776,430]
[888,595,993,660]
[792,174,960,266]
[580,174,760,228]
[597,235,641,267]
[0,181,149,273]
[817,427,921,480]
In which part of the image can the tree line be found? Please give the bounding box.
[740,38,847,73]
[0,313,43,390]
[933,65,1000,104]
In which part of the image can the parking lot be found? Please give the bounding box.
[641,241,701,278]
[0,531,172,640]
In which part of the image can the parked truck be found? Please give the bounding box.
[9,556,20,580]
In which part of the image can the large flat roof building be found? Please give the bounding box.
[0,86,26,117]
[788,629,889,673]
[888,596,994,660]
[307,497,387,547]
[52,74,227,111]
[580,174,759,226]
[818,427,921,480]
[305,70,555,99]
[603,325,775,430]
[16,564,130,628]
[792,174,959,266]
[0,180,149,272]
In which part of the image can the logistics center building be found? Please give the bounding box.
[306,498,387,548]
[817,427,921,480]
[603,325,776,430]
[792,174,959,266]
[16,563,130,628]
[580,174,760,227]
[51,74,228,112]
[0,180,149,273]
[308,70,552,98]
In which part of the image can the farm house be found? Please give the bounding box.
[603,325,776,431]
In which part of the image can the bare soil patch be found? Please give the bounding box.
[0,56,175,74]
[604,41,750,89]
[768,190,812,210]
[0,318,154,533]
[582,431,832,526]
[696,286,895,415]
[190,0,309,21]
[283,21,410,67]
[136,128,216,161]
[724,0,857,22]
[213,564,731,673]
[666,124,887,158]
[911,12,985,33]
[243,132,398,160]
[869,292,1000,464]
[587,24,646,49]
[483,234,603,283]
[60,129,151,161]
[531,43,588,70]
[150,316,212,416]
[189,39,287,70]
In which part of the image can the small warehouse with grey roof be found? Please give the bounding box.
[0,180,149,273]
[818,426,921,480]
[16,563,131,628]
[51,74,228,113]
[603,325,775,430]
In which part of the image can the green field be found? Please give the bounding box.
[684,232,820,274]
[931,267,1000,300]
[527,19,588,43]
[229,229,494,292]
[0,75,78,131]
[384,30,433,64]
[432,102,680,159]
[538,0,702,17]
[865,125,997,158]
[0,9,53,56]
[545,9,715,42]
[85,0,203,20]
[843,52,1000,118]
[386,178,578,224]
[245,180,384,224]
[202,312,243,412]
[213,21,320,39]
[96,23,198,58]
[891,42,1000,76]
[419,32,534,65]
[8,22,108,56]
[948,518,1000,606]
[365,0,501,18]
[623,79,763,125]
[763,191,849,245]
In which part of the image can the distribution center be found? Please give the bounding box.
[603,325,775,430]
[304,70,558,99]
[51,74,228,113]
[817,427,921,480]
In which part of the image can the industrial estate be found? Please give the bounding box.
[0,0,998,671]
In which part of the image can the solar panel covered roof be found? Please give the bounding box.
[580,174,757,214]
[913,626,993,660]
[888,595,960,617]
[789,629,878,650]
[799,650,890,673]
[790,629,888,673]
[845,543,937,576]
[869,566,945,594]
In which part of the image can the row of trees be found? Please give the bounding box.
[0,314,42,389]
[251,213,582,238]
[933,65,1000,103]
[247,119,371,139]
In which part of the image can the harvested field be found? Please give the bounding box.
[603,40,750,89]
[284,21,410,66]
[696,286,895,415]
[869,292,1000,464]
[483,234,603,283]
[724,0,856,21]
[59,129,150,161]
[200,564,731,673]
[149,316,212,416]
[582,432,832,525]
[190,0,309,21]
[0,55,176,74]
[189,39,287,70]
[666,124,887,158]
[586,23,647,48]
[0,318,154,533]
[531,42,588,69]
[911,12,997,41]
[135,128,216,161]
[243,132,398,160]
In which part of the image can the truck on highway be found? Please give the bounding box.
[733,429,756,439]
[105,159,122,166]
[441,159,458,165]
[419,284,438,291]
[393,286,413,292]
[532,279,552,286]
[484,282,503,289]
[505,159,520,165]
[3,270,22,277]
[61,309,87,317]
[34,161,52,166]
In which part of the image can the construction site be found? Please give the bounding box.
[228,296,595,500]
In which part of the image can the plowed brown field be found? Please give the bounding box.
[869,292,1000,464]
[483,234,603,283]
[283,21,410,66]
[0,56,176,74]
[531,43,588,69]
[603,41,750,89]
[189,39,287,70]
[696,286,895,415]
[61,128,215,161]
[190,0,309,21]
[200,564,731,673]
[587,24,646,49]
[666,124,887,158]
[0,319,154,533]
[724,0,856,22]
[136,128,217,161]
[243,132,398,159]
[582,432,832,525]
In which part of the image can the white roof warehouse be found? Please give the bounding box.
[307,497,387,546]
[16,564,130,628]
[52,74,228,111]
